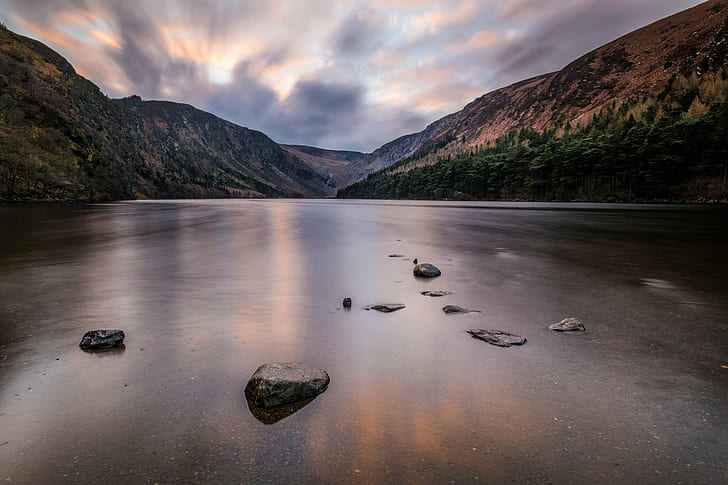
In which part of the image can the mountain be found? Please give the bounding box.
[281,145,363,189]
[0,25,332,201]
[340,0,728,193]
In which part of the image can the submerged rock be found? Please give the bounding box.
[79,329,125,351]
[442,305,480,314]
[413,263,441,277]
[342,297,352,308]
[244,363,330,408]
[466,329,527,347]
[549,317,586,332]
[421,290,452,297]
[364,303,406,312]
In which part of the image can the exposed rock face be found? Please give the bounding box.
[333,114,456,187]
[549,317,586,332]
[466,329,527,347]
[421,290,452,297]
[442,305,479,314]
[79,329,125,350]
[244,363,330,408]
[364,303,406,312]
[413,263,441,277]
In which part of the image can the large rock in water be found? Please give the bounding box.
[442,305,480,314]
[421,290,452,297]
[244,363,330,408]
[413,263,441,277]
[79,329,125,350]
[466,329,527,347]
[364,303,406,312]
[549,317,586,332]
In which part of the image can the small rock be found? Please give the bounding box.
[549,317,586,332]
[421,290,452,297]
[342,297,352,308]
[388,254,405,258]
[364,303,406,312]
[466,329,527,347]
[244,363,330,408]
[442,305,480,314]
[412,258,418,265]
[413,263,441,277]
[79,329,125,351]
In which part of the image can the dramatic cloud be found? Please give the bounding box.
[0,0,704,151]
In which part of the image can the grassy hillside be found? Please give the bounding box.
[0,25,330,201]
[339,72,728,202]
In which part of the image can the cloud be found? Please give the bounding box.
[409,1,477,36]
[491,0,704,85]
[0,0,706,152]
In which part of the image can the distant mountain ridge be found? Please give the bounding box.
[281,145,363,189]
[0,25,333,200]
[340,0,728,187]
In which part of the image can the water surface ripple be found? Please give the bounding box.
[1,200,727,484]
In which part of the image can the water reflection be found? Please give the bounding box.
[0,201,727,483]
[246,395,317,424]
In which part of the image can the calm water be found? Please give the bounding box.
[1,200,727,484]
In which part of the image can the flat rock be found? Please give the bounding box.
[442,305,480,314]
[244,363,330,408]
[421,290,452,297]
[79,329,125,351]
[549,317,586,332]
[388,253,405,257]
[466,329,527,347]
[364,303,406,312]
[413,263,441,278]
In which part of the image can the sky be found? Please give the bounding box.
[0,0,705,152]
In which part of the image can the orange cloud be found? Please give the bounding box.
[470,29,501,48]
[89,29,121,50]
[19,19,81,54]
[410,1,476,35]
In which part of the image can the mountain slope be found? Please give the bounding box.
[281,144,363,189]
[0,25,331,201]
[341,0,728,186]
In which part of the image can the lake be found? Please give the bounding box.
[1,200,727,484]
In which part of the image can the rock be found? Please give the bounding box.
[342,297,352,308]
[549,317,586,332]
[412,258,418,265]
[421,290,452,297]
[388,254,405,258]
[244,363,330,408]
[413,263,441,277]
[466,329,527,347]
[364,303,406,312]
[442,305,480,314]
[79,329,125,350]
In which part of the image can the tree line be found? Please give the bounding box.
[338,99,728,202]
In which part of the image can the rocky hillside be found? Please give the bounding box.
[0,25,332,201]
[282,145,363,189]
[341,0,728,186]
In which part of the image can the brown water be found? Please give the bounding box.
[1,200,727,484]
